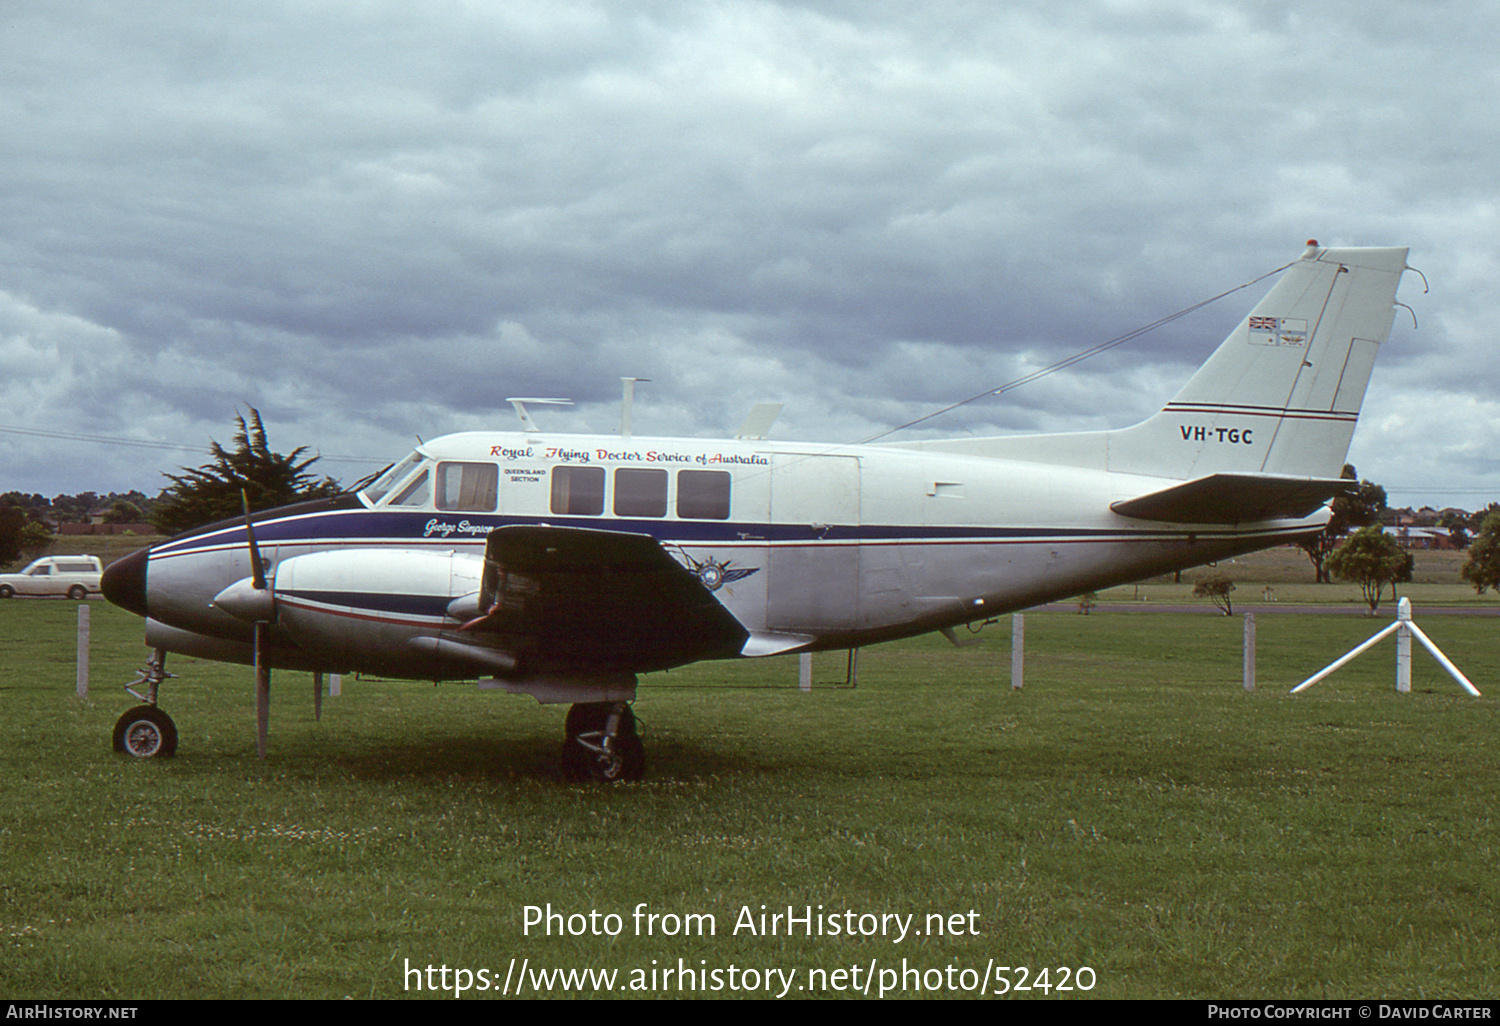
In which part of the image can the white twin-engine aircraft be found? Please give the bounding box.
[102,242,1411,780]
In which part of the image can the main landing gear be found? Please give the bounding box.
[562,701,645,783]
[112,649,178,759]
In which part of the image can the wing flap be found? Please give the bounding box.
[460,525,749,673]
[1110,473,1352,524]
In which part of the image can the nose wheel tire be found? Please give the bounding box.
[112,706,178,759]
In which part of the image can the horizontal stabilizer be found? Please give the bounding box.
[1110,473,1354,524]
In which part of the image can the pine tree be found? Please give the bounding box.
[152,409,341,536]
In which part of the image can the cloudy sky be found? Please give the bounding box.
[3,0,1497,509]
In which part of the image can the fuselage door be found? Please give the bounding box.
[766,453,861,631]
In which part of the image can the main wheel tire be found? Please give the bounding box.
[112,706,178,759]
[561,703,643,782]
[593,732,645,782]
[562,732,645,783]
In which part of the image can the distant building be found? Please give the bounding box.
[1384,526,1455,550]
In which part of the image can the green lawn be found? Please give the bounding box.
[2,598,1497,999]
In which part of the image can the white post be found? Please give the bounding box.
[76,603,90,698]
[1395,599,1412,693]
[799,652,812,691]
[330,673,342,697]
[1011,613,1024,690]
[1243,612,1255,692]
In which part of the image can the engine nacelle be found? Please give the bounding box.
[216,548,492,679]
[276,548,485,676]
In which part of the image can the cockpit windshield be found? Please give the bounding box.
[359,450,427,506]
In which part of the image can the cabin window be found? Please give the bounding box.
[613,468,668,518]
[389,468,430,507]
[677,470,731,519]
[436,461,499,512]
[550,466,605,515]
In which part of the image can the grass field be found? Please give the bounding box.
[3,591,1498,1000]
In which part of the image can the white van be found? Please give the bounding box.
[0,556,104,599]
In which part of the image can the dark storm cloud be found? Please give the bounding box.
[2,0,1497,506]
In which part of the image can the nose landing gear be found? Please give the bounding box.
[112,649,178,759]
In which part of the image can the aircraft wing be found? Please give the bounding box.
[1109,473,1353,524]
[458,525,749,674]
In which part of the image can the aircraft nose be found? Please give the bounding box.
[102,548,150,617]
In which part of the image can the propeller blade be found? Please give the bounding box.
[255,622,271,760]
[241,492,274,759]
[240,489,268,591]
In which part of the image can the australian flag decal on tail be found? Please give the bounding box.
[1248,316,1308,347]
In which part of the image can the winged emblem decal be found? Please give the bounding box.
[676,552,760,592]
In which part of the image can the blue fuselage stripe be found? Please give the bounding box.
[153,508,1278,558]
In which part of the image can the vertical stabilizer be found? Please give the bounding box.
[1105,244,1408,480]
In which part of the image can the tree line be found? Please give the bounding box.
[1299,465,1500,610]
[1195,465,1500,614]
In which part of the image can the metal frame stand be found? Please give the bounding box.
[1291,598,1480,696]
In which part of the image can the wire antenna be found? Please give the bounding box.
[862,259,1298,444]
